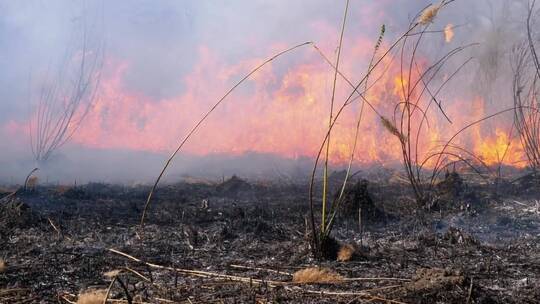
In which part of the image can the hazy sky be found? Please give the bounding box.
[0,0,445,120]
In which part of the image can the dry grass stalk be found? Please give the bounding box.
[140,41,312,229]
[337,244,355,262]
[0,259,6,273]
[230,264,292,276]
[321,0,350,239]
[292,267,343,284]
[76,289,107,304]
[108,248,284,287]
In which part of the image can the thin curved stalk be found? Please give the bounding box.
[140,41,312,227]
[321,0,349,235]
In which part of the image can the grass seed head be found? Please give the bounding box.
[380,116,406,143]
[77,289,108,304]
[419,4,441,25]
[292,267,343,283]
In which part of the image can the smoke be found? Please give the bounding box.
[0,0,534,184]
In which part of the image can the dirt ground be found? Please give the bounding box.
[1,172,540,303]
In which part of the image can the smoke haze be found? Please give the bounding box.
[0,0,534,184]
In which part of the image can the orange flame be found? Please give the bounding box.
[1,27,523,171]
[474,129,524,168]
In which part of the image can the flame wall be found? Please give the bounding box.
[72,40,525,168]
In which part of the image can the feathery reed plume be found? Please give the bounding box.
[380,116,405,143]
[0,259,6,273]
[292,267,343,283]
[77,289,107,304]
[419,4,441,25]
[337,244,355,262]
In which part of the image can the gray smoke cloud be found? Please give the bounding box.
[0,0,533,184]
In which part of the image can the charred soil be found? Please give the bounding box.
[1,174,540,303]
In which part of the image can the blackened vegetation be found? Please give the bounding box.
[0,196,44,240]
[1,173,540,303]
[437,171,464,199]
[338,179,388,225]
[216,175,253,197]
[432,170,467,211]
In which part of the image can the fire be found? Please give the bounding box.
[459,97,525,168]
[474,129,525,168]
[2,21,525,172]
[444,24,454,43]
[393,76,408,98]
[65,45,527,170]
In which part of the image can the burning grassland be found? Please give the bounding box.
[0,1,531,174]
[2,1,540,303]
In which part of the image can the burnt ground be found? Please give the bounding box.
[1,173,540,303]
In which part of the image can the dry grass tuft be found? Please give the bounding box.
[103,269,121,279]
[337,244,355,262]
[418,4,440,25]
[292,267,343,284]
[0,259,6,273]
[77,289,107,304]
